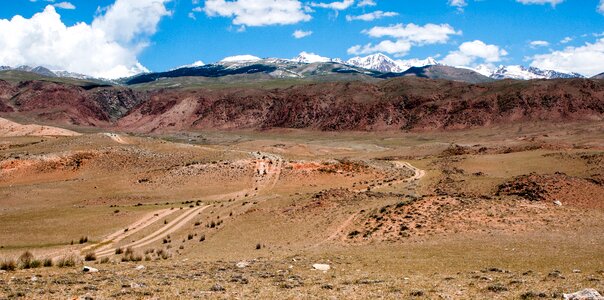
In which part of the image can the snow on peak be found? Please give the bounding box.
[490,65,584,80]
[346,53,404,73]
[346,53,439,73]
[291,52,334,63]
[220,55,262,63]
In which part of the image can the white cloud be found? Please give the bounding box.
[348,40,412,56]
[363,23,461,44]
[449,0,467,10]
[442,40,507,66]
[560,36,573,44]
[357,0,376,7]
[293,29,312,39]
[0,0,173,79]
[529,40,549,48]
[53,2,75,9]
[516,0,564,6]
[530,38,604,77]
[204,0,312,26]
[348,23,460,57]
[598,0,604,14]
[346,11,398,21]
[310,0,355,10]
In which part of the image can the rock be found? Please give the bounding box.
[135,265,145,270]
[236,261,249,268]
[130,282,144,289]
[313,264,331,271]
[82,266,98,273]
[564,289,604,300]
[0,270,6,274]
[554,200,563,206]
[210,284,225,292]
[573,269,582,273]
[30,276,38,282]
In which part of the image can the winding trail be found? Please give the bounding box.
[316,161,426,246]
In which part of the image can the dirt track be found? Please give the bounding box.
[96,205,210,258]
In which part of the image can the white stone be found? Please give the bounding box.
[312,264,331,271]
[135,265,145,270]
[554,200,563,206]
[82,266,98,273]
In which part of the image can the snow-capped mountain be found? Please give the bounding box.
[291,52,332,64]
[346,53,439,73]
[347,53,405,73]
[490,65,584,80]
[462,64,584,80]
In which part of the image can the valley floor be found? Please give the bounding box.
[0,121,603,299]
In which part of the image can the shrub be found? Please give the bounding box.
[56,254,79,268]
[79,236,88,244]
[84,252,97,261]
[122,247,142,262]
[256,243,262,250]
[18,251,35,269]
[188,234,194,240]
[1,259,16,271]
[115,247,123,255]
[199,234,206,242]
[43,258,53,267]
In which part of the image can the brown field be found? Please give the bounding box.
[0,120,603,299]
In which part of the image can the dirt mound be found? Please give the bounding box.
[497,173,604,209]
[0,117,80,137]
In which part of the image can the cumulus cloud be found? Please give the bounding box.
[0,0,173,79]
[442,40,507,66]
[516,0,564,6]
[357,0,376,7]
[348,23,460,56]
[530,38,604,77]
[293,29,312,39]
[598,0,604,14]
[53,2,75,9]
[560,36,573,44]
[529,40,549,48]
[345,11,398,22]
[204,0,312,26]
[310,0,355,10]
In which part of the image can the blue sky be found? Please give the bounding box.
[1,0,604,78]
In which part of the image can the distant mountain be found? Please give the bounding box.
[346,53,406,73]
[399,65,494,84]
[0,65,101,81]
[592,72,604,79]
[490,65,584,80]
[291,52,334,64]
[15,66,57,77]
[346,53,438,73]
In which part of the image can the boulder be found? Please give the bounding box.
[564,289,604,300]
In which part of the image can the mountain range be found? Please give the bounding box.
[0,52,600,85]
